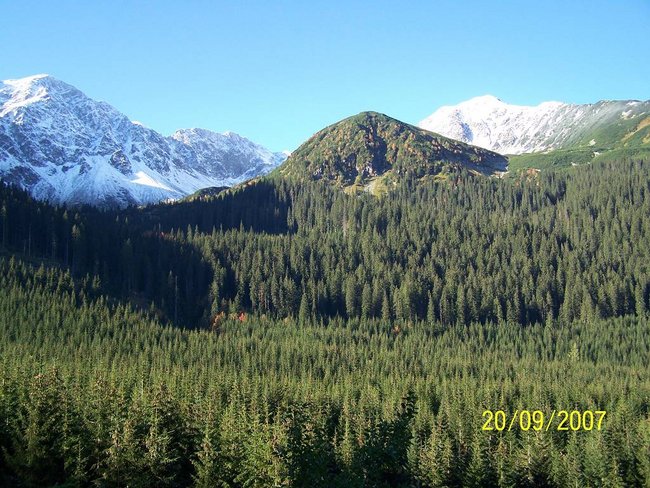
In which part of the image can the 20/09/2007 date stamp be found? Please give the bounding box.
[482,410,606,432]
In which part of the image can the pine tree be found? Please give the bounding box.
[464,432,498,487]
[5,369,67,486]
[298,292,310,325]
[381,291,392,322]
[192,426,220,487]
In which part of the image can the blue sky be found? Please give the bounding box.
[2,0,649,151]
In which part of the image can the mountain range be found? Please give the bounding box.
[419,95,650,156]
[0,74,286,207]
[2,74,649,207]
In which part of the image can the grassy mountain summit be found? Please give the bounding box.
[278,111,507,192]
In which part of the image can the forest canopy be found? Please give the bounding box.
[0,158,649,486]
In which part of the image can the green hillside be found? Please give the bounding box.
[510,107,650,171]
[183,186,230,201]
[278,111,507,192]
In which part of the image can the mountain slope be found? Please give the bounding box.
[278,111,507,192]
[419,95,650,155]
[0,74,286,207]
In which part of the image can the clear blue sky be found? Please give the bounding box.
[2,0,649,151]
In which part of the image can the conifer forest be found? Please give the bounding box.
[1,158,649,487]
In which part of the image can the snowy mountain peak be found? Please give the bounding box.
[2,74,73,98]
[1,74,91,120]
[2,73,52,90]
[461,94,504,106]
[0,74,287,208]
[2,75,50,115]
[419,96,650,155]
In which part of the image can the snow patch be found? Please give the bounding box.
[130,171,173,191]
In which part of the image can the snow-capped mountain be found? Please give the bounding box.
[171,128,287,183]
[419,95,650,155]
[0,74,286,207]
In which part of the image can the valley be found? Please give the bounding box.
[1,75,649,487]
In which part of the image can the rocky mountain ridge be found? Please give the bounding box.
[419,95,650,155]
[0,74,286,207]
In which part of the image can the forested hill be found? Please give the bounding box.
[277,111,507,192]
[1,157,649,330]
[1,158,650,486]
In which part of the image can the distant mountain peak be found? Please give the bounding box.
[2,73,52,87]
[1,74,89,120]
[2,74,74,97]
[463,94,504,105]
[0,74,287,208]
[419,96,650,155]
